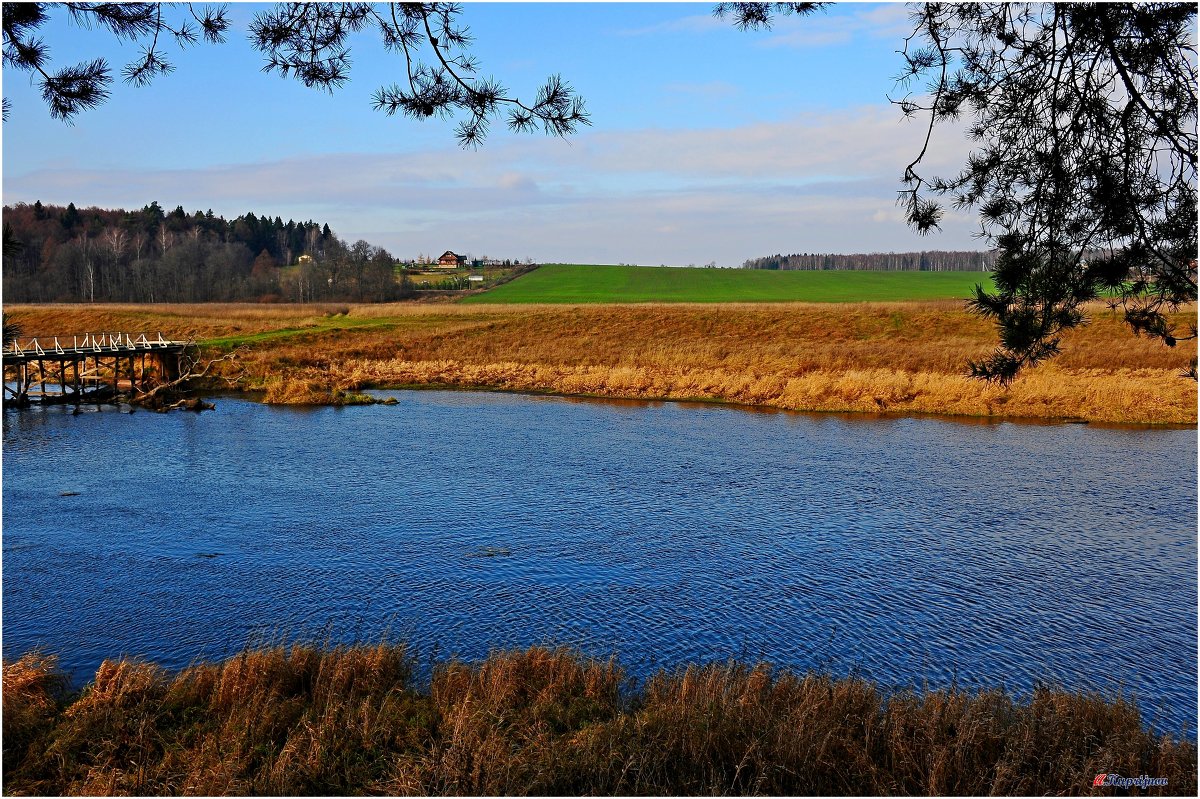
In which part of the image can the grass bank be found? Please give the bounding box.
[3,644,1193,796]
[462,264,996,304]
[4,301,1195,424]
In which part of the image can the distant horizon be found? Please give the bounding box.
[3,198,994,268]
[2,2,983,266]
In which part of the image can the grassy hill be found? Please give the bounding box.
[462,264,993,304]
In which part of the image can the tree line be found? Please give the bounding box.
[2,201,410,303]
[3,4,1192,380]
[742,250,999,272]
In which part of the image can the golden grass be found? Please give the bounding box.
[1,301,498,341]
[261,377,344,405]
[4,301,1195,424]
[2,303,346,341]
[3,645,1194,796]
[2,651,67,777]
[259,377,378,406]
[3,644,422,795]
[322,359,1193,424]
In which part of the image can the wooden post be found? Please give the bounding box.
[73,358,80,402]
[93,356,102,404]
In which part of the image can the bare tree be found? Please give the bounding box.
[104,226,127,260]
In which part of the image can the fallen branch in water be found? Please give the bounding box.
[131,345,245,411]
[159,397,217,412]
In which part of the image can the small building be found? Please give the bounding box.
[438,250,467,269]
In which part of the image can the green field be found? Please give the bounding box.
[462,264,994,304]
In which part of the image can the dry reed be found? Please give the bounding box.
[3,644,422,795]
[2,651,68,776]
[2,645,1194,796]
[5,301,1195,423]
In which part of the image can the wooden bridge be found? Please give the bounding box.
[3,333,190,406]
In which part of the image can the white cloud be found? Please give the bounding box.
[615,3,914,46]
[529,106,972,182]
[761,28,853,48]
[758,2,915,49]
[859,3,920,39]
[4,104,981,265]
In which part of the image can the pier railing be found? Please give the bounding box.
[4,333,194,406]
[4,333,185,357]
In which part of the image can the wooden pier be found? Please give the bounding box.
[3,333,189,406]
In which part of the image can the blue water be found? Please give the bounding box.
[2,391,1196,735]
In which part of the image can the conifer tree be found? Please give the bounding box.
[719,2,1198,380]
[2,3,588,146]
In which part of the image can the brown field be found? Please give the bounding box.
[3,644,1193,796]
[4,300,1196,424]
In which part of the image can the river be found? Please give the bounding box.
[2,390,1196,735]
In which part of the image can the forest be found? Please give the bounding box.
[2,201,410,303]
[743,251,998,272]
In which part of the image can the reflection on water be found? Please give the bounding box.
[2,391,1196,736]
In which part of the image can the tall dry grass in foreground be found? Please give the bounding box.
[3,645,1194,796]
[5,301,1196,423]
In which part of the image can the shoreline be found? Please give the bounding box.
[220,381,1197,431]
[249,360,1197,426]
[5,300,1196,426]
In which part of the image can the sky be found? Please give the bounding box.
[1,1,985,265]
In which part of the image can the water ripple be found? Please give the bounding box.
[3,392,1196,736]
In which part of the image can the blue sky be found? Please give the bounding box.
[2,2,982,264]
